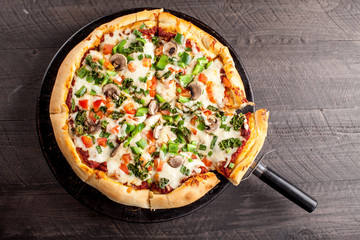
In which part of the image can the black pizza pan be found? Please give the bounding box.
[36,8,255,223]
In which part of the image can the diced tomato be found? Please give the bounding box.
[103,58,114,70]
[206,81,217,104]
[203,110,212,116]
[190,127,197,135]
[161,110,170,115]
[124,103,136,114]
[93,99,103,112]
[222,76,232,88]
[190,116,198,125]
[143,58,152,67]
[78,99,89,110]
[154,159,164,172]
[202,158,212,167]
[97,137,107,147]
[148,145,156,154]
[120,163,129,175]
[185,39,192,48]
[103,44,115,55]
[127,62,136,72]
[168,67,179,73]
[122,154,131,164]
[111,125,119,134]
[148,166,152,171]
[88,112,97,122]
[155,45,163,56]
[181,88,191,98]
[198,73,208,84]
[147,76,157,97]
[146,130,156,143]
[191,154,198,159]
[81,136,93,148]
[96,111,105,120]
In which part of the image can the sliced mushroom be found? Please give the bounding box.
[148,100,158,116]
[205,118,221,134]
[109,54,127,71]
[187,82,202,100]
[110,144,123,157]
[168,155,184,168]
[153,125,162,140]
[85,119,100,134]
[103,83,121,100]
[163,42,178,57]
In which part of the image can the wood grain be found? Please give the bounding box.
[1,0,360,239]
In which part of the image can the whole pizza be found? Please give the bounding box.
[49,9,269,209]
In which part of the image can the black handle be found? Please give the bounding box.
[253,164,317,213]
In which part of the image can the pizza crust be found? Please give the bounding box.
[86,170,151,208]
[227,109,269,185]
[149,172,220,209]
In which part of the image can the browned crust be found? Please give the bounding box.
[149,172,220,209]
[50,113,94,181]
[86,171,151,208]
[228,109,269,185]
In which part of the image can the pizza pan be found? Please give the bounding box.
[36,8,255,222]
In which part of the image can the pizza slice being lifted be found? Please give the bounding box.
[49,9,269,209]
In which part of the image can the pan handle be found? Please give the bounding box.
[253,163,317,213]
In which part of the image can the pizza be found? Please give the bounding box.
[49,9,269,209]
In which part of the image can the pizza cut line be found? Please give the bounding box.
[49,9,269,209]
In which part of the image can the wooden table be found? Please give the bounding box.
[1,0,359,239]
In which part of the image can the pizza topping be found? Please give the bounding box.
[163,42,178,57]
[102,83,121,100]
[148,99,158,115]
[110,53,127,71]
[168,155,184,168]
[204,118,221,134]
[187,82,202,100]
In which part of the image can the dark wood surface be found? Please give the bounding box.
[1,0,359,239]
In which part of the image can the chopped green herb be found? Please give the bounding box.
[110,111,124,120]
[152,36,159,45]
[218,138,242,151]
[158,178,169,189]
[99,131,110,138]
[208,151,213,157]
[101,120,108,129]
[138,54,144,60]
[139,23,146,29]
[90,89,97,96]
[133,29,142,37]
[220,124,231,131]
[180,165,190,176]
[71,99,75,111]
[230,113,246,131]
[136,37,146,44]
[210,135,218,149]
[199,144,207,151]
[145,54,152,59]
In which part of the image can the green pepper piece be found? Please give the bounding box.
[155,93,165,103]
[178,96,190,103]
[192,64,205,75]
[156,54,168,70]
[131,123,145,137]
[180,52,191,65]
[75,86,87,98]
[228,162,235,169]
[179,74,193,87]
[131,146,142,155]
[116,40,127,53]
[135,107,148,117]
[205,60,213,69]
[136,139,148,149]
[174,33,184,44]
[160,143,168,155]
[76,66,88,78]
[168,142,179,154]
[106,70,117,76]
[162,115,173,123]
[187,143,196,152]
[197,121,206,131]
[125,123,135,134]
[210,135,218,149]
[197,56,208,66]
